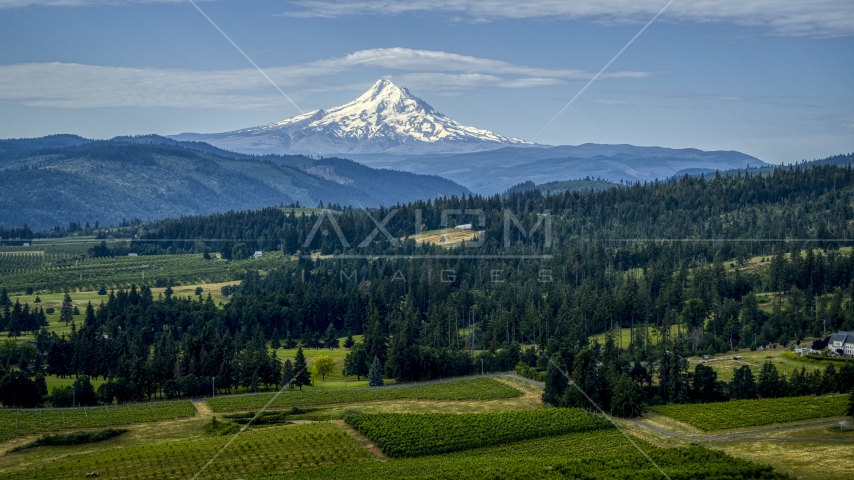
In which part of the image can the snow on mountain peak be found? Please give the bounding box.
[178,79,532,156]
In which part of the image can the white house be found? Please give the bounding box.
[454,224,472,230]
[829,331,854,356]
[253,251,263,259]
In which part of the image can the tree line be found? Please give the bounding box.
[3,163,854,408]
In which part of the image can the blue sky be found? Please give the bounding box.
[0,0,852,163]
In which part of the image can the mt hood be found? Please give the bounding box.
[172,79,531,156]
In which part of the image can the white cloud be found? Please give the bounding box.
[0,48,656,108]
[282,0,854,37]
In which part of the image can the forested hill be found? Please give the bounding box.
[107,161,853,258]
[2,160,854,408]
[0,137,469,231]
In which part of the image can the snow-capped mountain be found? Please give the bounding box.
[172,79,532,156]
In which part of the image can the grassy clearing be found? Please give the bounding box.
[1,422,371,479]
[409,228,480,248]
[650,394,849,431]
[686,346,829,382]
[206,378,522,413]
[713,440,854,480]
[43,375,105,392]
[589,324,680,348]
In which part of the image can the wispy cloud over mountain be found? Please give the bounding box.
[0,48,656,109]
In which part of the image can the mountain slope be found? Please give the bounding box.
[0,140,469,230]
[347,144,769,194]
[172,79,531,155]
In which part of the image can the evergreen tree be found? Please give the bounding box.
[657,343,689,404]
[344,343,370,380]
[282,359,294,389]
[6,300,21,338]
[324,322,338,350]
[839,362,854,394]
[562,346,609,411]
[0,287,9,306]
[730,365,758,400]
[757,361,786,398]
[692,364,724,403]
[611,374,645,418]
[34,373,48,399]
[363,302,387,363]
[292,346,311,391]
[343,333,355,349]
[0,370,41,408]
[284,331,297,349]
[822,363,840,394]
[542,353,568,406]
[368,355,384,387]
[270,328,281,350]
[788,367,809,396]
[60,293,73,326]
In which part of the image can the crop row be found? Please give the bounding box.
[344,408,612,458]
[4,422,371,479]
[649,394,849,431]
[0,251,291,293]
[282,429,788,480]
[206,378,522,412]
[0,253,45,273]
[0,401,196,442]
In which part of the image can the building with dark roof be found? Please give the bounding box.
[828,331,854,356]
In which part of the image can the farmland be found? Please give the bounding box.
[0,246,291,294]
[0,375,844,479]
[1,421,371,479]
[206,378,522,412]
[284,428,789,480]
[0,401,196,443]
[650,394,850,431]
[344,408,612,457]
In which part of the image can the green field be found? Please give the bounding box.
[0,401,196,443]
[0,249,291,294]
[686,347,832,382]
[2,421,370,479]
[345,408,611,457]
[206,378,522,412]
[650,394,849,431]
[283,428,788,480]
